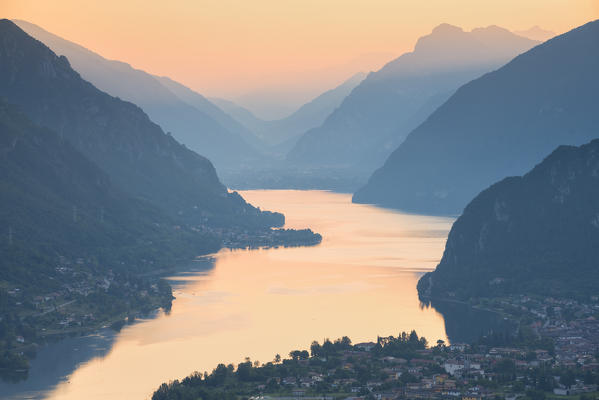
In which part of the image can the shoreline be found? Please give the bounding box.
[1,228,323,380]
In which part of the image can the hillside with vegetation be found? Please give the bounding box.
[418,139,599,301]
[0,19,281,228]
[0,20,322,378]
[0,98,222,376]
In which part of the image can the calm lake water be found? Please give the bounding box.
[2,190,459,400]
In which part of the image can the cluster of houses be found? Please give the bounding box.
[485,295,599,370]
[192,224,320,249]
[155,294,599,400]
[18,264,118,311]
[239,300,599,400]
[245,341,598,399]
[4,256,167,345]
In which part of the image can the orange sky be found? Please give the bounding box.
[3,0,598,116]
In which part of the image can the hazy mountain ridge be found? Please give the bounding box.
[287,24,539,173]
[210,97,264,134]
[260,72,367,150]
[212,72,366,155]
[515,25,556,42]
[12,19,263,171]
[0,19,281,228]
[354,19,599,214]
[418,138,599,300]
[152,75,264,150]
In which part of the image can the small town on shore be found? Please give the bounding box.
[152,294,599,400]
[0,225,322,377]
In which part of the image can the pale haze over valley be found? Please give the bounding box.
[1,1,599,400]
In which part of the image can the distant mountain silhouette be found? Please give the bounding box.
[212,72,366,156]
[261,73,367,151]
[13,19,263,171]
[0,19,281,227]
[515,26,556,42]
[152,75,263,149]
[354,20,599,214]
[287,24,539,174]
[418,139,599,300]
[210,97,266,140]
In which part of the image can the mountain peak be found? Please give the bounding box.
[470,24,513,36]
[413,24,469,55]
[514,25,556,42]
[353,19,599,214]
[287,20,539,179]
[405,22,537,70]
[412,23,535,58]
[431,23,464,35]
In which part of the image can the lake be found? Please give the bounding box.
[2,190,458,400]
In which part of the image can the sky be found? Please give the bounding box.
[3,0,599,119]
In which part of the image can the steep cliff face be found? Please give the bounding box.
[418,139,599,299]
[0,19,281,228]
[355,20,599,215]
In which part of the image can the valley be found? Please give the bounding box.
[1,5,598,400]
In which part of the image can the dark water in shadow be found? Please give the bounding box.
[422,298,514,344]
[0,331,116,399]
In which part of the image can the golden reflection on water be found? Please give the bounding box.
[46,190,454,400]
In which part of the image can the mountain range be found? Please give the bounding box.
[515,26,556,42]
[211,72,366,156]
[287,24,539,176]
[418,138,599,300]
[0,19,281,228]
[354,20,599,214]
[13,19,263,172]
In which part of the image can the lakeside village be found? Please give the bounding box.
[153,295,599,400]
[191,225,322,249]
[0,225,322,377]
